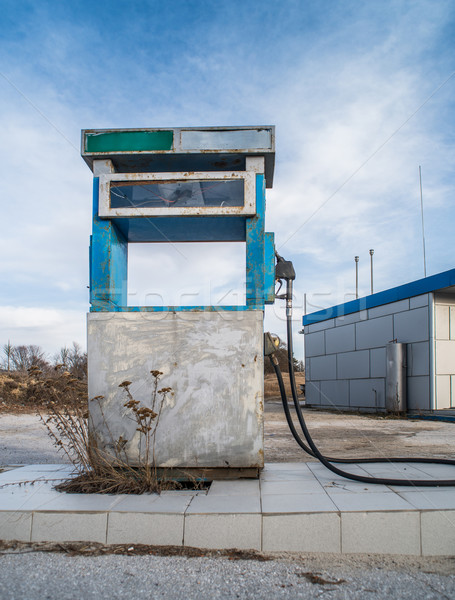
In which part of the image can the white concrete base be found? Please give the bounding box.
[87,311,264,469]
[1,462,455,556]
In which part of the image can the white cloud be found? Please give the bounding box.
[0,306,86,356]
[0,0,454,359]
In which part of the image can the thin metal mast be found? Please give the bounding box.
[419,166,427,277]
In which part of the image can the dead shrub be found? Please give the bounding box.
[39,370,198,494]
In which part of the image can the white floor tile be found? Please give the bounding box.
[263,513,340,552]
[209,480,260,496]
[113,493,193,514]
[397,490,455,510]
[0,511,32,542]
[184,513,261,550]
[32,512,108,543]
[332,491,414,511]
[261,493,338,514]
[341,511,420,555]
[323,480,390,494]
[260,479,324,495]
[186,494,261,514]
[107,512,184,545]
[31,492,121,512]
[421,511,455,555]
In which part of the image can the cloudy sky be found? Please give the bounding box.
[1,0,454,360]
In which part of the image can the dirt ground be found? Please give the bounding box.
[0,400,454,466]
[264,400,455,462]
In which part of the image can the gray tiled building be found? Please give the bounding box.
[302,269,455,412]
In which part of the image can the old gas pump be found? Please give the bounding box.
[82,126,275,478]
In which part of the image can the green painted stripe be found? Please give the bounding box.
[85,130,173,153]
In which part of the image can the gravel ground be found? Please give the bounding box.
[1,404,454,465]
[0,551,454,599]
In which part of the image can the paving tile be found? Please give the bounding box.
[322,480,390,494]
[261,493,337,514]
[341,511,420,555]
[260,479,324,495]
[186,494,260,514]
[331,491,414,511]
[0,511,32,542]
[260,469,318,482]
[31,512,108,543]
[107,512,184,545]
[160,489,206,497]
[308,462,367,480]
[263,513,340,552]
[14,464,75,474]
[184,514,261,550]
[409,464,455,479]
[306,463,370,482]
[421,511,455,555]
[0,469,64,485]
[397,490,455,510]
[262,462,311,471]
[359,463,429,478]
[209,480,260,496]
[0,481,70,511]
[29,492,121,512]
[113,493,192,514]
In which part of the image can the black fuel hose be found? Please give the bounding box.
[274,271,455,486]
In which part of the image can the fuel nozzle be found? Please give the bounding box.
[275,252,295,281]
[275,252,295,316]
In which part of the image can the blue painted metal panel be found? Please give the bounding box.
[90,173,273,313]
[90,178,128,310]
[302,267,455,326]
[264,232,275,305]
[113,216,246,242]
[90,305,252,313]
[246,174,265,310]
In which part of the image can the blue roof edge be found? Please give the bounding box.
[302,267,455,326]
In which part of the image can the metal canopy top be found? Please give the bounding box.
[81,126,275,187]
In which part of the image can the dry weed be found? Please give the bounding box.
[39,370,202,494]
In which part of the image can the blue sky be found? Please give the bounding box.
[1,0,454,359]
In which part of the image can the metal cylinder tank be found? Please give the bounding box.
[386,342,407,413]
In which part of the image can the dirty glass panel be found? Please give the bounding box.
[110,180,244,209]
[181,128,272,150]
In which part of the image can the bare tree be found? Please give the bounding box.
[10,345,49,372]
[2,340,13,372]
[54,342,87,379]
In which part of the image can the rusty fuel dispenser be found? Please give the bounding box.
[82,126,276,478]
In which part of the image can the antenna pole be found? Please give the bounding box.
[369,249,374,294]
[419,166,427,277]
[355,256,359,299]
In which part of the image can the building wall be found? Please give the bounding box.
[304,294,431,411]
[434,293,455,409]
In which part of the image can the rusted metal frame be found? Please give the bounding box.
[90,178,128,311]
[246,174,266,310]
[97,171,256,218]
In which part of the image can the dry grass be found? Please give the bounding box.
[264,372,305,399]
[0,368,87,411]
[39,370,203,494]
